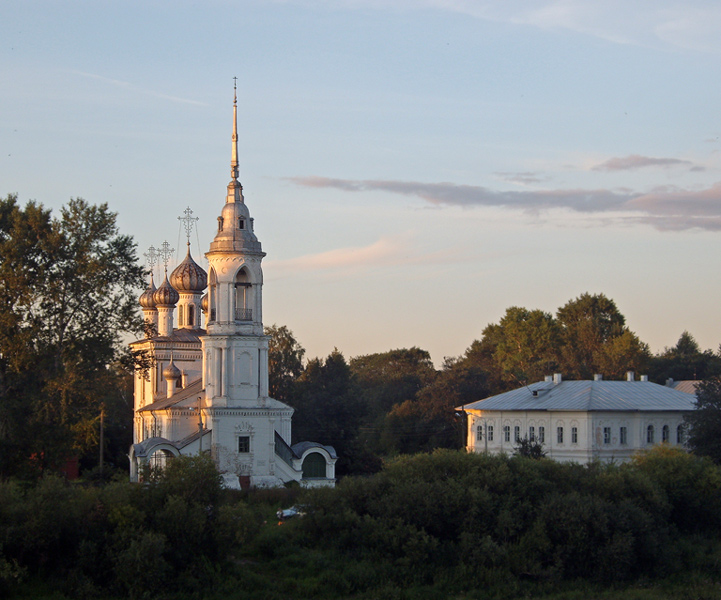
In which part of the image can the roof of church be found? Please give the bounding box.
[138,378,204,412]
[292,441,338,459]
[130,328,206,347]
[460,379,696,413]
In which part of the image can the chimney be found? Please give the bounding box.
[553,373,562,384]
[626,371,635,382]
[593,374,603,381]
[544,375,553,382]
[640,375,648,382]
[666,378,674,387]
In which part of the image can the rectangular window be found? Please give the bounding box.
[603,427,611,445]
[662,425,670,443]
[571,426,578,444]
[620,426,628,445]
[557,426,564,444]
[676,425,684,445]
[487,425,494,442]
[514,426,520,443]
[476,426,483,441]
[538,426,545,443]
[238,436,250,453]
[529,426,535,442]
[504,425,510,442]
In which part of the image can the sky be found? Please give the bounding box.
[3,0,721,366]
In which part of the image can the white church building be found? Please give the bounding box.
[129,89,336,488]
[460,372,695,464]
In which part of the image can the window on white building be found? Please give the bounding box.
[571,427,578,444]
[538,426,545,443]
[514,426,520,443]
[504,425,510,442]
[647,425,655,444]
[238,436,250,453]
[557,426,563,444]
[603,427,611,445]
[662,425,670,443]
[620,427,628,445]
[529,426,535,442]
[677,424,684,445]
[476,426,483,441]
[488,425,494,442]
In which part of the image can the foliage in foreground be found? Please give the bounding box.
[2,448,721,599]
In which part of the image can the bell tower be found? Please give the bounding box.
[201,82,269,408]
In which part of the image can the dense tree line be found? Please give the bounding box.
[2,448,721,599]
[0,195,145,479]
[268,293,721,475]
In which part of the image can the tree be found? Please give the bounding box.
[648,331,721,384]
[0,195,145,477]
[556,293,649,379]
[685,375,721,464]
[265,324,305,404]
[292,350,362,475]
[479,307,560,388]
[514,436,546,459]
[350,347,436,419]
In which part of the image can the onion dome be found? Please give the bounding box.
[153,272,179,307]
[201,293,208,314]
[162,358,181,381]
[170,244,208,292]
[139,273,157,308]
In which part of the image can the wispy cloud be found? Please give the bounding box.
[266,233,462,276]
[288,175,721,231]
[495,171,548,185]
[68,70,207,106]
[592,154,694,172]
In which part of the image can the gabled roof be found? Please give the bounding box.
[668,380,700,395]
[138,378,204,412]
[460,379,696,413]
[130,328,206,347]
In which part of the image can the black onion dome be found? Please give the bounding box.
[170,246,208,292]
[139,275,157,309]
[153,273,179,307]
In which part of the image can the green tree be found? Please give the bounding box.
[0,195,145,478]
[293,350,361,475]
[685,375,721,464]
[479,307,560,388]
[265,324,305,404]
[648,331,721,383]
[556,293,648,379]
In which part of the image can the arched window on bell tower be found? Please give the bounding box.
[235,268,252,322]
[209,268,217,323]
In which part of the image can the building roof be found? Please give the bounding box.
[460,379,696,413]
[667,380,700,395]
[129,327,206,347]
[138,378,204,412]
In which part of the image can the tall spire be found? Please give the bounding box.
[227,77,243,204]
[231,77,239,182]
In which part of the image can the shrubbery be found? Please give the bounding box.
[1,448,721,599]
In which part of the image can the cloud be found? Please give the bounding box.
[592,154,694,172]
[266,233,461,276]
[68,70,207,106]
[495,171,548,185]
[288,175,721,232]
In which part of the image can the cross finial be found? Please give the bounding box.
[233,76,238,104]
[178,206,199,246]
[144,245,159,270]
[159,240,175,272]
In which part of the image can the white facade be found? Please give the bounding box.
[461,374,695,464]
[129,90,336,488]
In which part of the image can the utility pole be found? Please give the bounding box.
[99,404,105,475]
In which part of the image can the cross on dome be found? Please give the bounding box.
[178,206,199,246]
